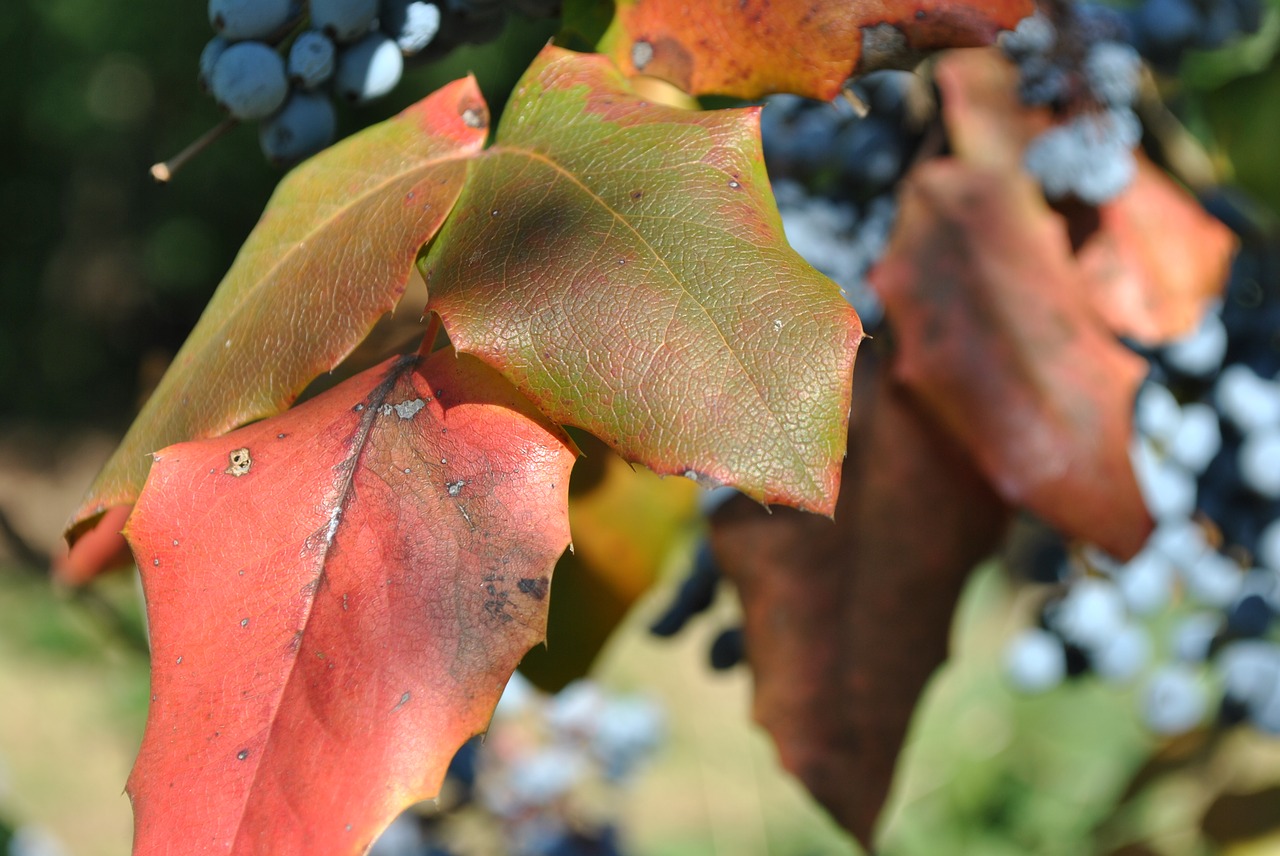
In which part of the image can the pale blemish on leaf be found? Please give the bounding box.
[632,40,655,71]
[225,448,252,477]
[392,398,426,419]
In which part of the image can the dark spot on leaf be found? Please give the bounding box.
[518,577,549,599]
[915,9,925,18]
[237,749,249,761]
[630,189,643,201]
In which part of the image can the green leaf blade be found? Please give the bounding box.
[424,47,861,514]
[67,76,490,543]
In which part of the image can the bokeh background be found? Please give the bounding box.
[4,0,1280,854]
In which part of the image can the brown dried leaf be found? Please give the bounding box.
[710,354,1010,845]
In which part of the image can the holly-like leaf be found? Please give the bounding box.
[67,76,490,550]
[870,160,1152,559]
[709,352,1010,845]
[124,350,575,855]
[521,432,700,690]
[422,46,861,515]
[598,0,1034,100]
[1078,154,1236,344]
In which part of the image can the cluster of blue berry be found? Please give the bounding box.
[197,0,558,167]
[1006,194,1280,738]
[1002,0,1264,205]
[754,71,931,332]
[369,675,663,856]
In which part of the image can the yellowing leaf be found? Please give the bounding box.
[67,77,490,551]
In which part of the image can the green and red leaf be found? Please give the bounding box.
[125,350,575,855]
[423,46,862,515]
[67,76,489,553]
[599,0,1034,100]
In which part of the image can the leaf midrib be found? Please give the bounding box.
[228,355,417,852]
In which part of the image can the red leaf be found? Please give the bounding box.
[710,354,1010,844]
[53,504,133,586]
[600,0,1033,100]
[870,160,1152,558]
[124,350,575,855]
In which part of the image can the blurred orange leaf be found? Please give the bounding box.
[600,0,1033,100]
[1079,155,1236,344]
[521,434,700,690]
[871,160,1152,558]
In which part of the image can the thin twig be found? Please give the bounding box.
[150,117,239,183]
[418,313,443,357]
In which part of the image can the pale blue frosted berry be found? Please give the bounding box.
[334,32,404,104]
[287,31,336,89]
[209,41,289,121]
